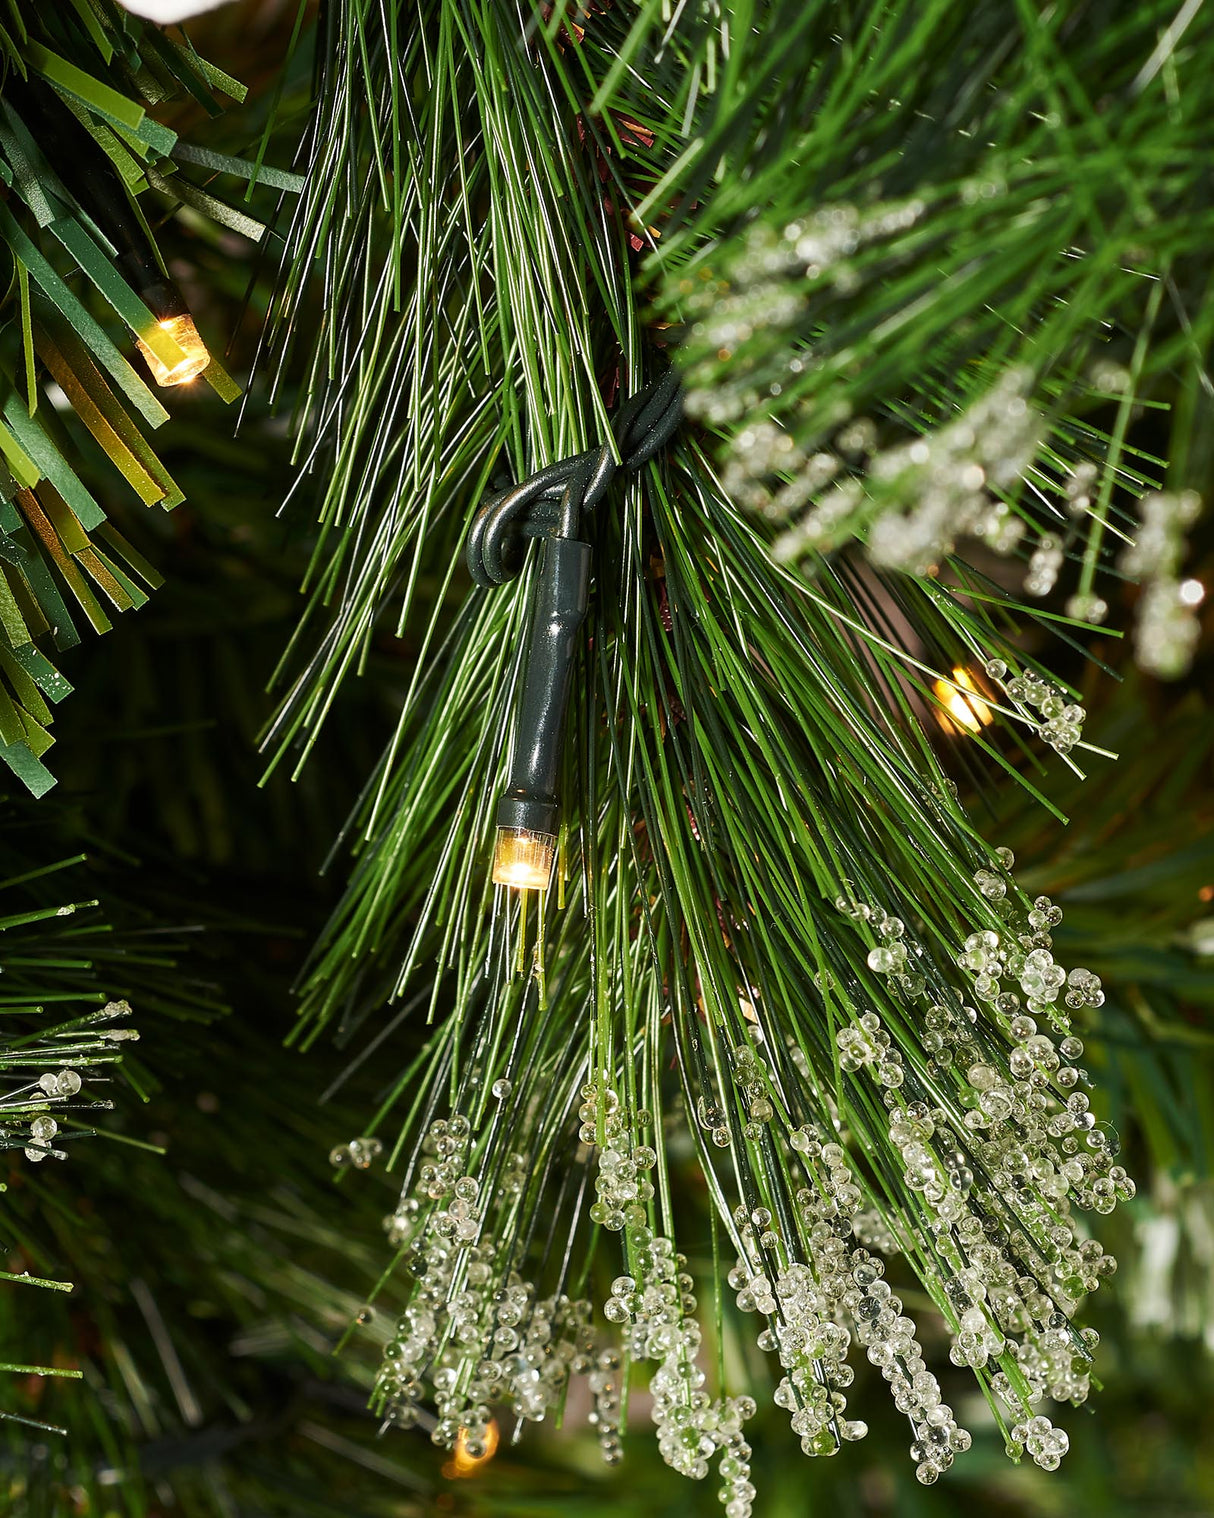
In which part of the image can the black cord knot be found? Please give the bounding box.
[466,368,682,588]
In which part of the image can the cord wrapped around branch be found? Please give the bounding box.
[467,369,682,587]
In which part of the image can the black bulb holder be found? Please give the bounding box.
[494,534,591,842]
[467,371,682,890]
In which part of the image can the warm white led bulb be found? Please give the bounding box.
[136,313,210,387]
[492,827,556,890]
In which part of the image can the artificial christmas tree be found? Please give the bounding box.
[0,1,1212,1514]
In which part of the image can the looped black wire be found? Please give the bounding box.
[466,368,682,588]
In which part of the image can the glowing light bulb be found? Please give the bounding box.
[135,313,210,387]
[444,1419,500,1478]
[932,666,994,735]
[1179,578,1205,607]
[492,827,556,890]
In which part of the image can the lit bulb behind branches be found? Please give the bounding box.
[932,666,995,735]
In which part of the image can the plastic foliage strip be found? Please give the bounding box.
[0,0,270,796]
[253,0,1210,1505]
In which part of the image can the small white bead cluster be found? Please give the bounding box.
[1004,1315,1098,1404]
[1134,577,1204,679]
[1009,1413,1071,1471]
[587,1347,625,1465]
[37,1068,82,1097]
[979,659,1087,756]
[734,1234,860,1458]
[764,369,1038,577]
[815,1135,972,1488]
[8,1067,84,1162]
[864,371,1037,572]
[677,198,1197,650]
[844,1261,970,1487]
[679,201,927,432]
[330,1134,384,1170]
[834,901,926,1000]
[1024,533,1064,596]
[727,1134,969,1485]
[945,1270,1007,1370]
[831,856,1132,1471]
[371,1114,596,1450]
[731,1043,777,1139]
[609,1235,758,1515]
[580,1081,656,1231]
[22,1108,62,1162]
[1120,490,1205,678]
[853,1207,900,1253]
[1,1001,135,1163]
[1057,469,1111,622]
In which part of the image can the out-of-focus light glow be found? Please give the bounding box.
[121,0,231,21]
[444,1420,499,1479]
[932,666,994,735]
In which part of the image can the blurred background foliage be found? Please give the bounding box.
[0,2,1210,1516]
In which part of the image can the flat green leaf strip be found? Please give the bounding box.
[97,523,164,589]
[0,646,51,724]
[145,165,266,241]
[0,206,168,427]
[14,491,111,635]
[201,352,241,403]
[65,0,113,64]
[107,114,176,161]
[37,316,182,505]
[0,570,30,649]
[0,550,53,643]
[16,706,54,757]
[0,680,29,747]
[0,422,40,490]
[0,737,54,795]
[24,43,146,128]
[171,42,247,103]
[70,109,149,191]
[77,546,141,612]
[134,24,222,113]
[0,116,57,227]
[4,534,81,652]
[11,642,71,702]
[34,330,168,506]
[16,257,36,417]
[170,141,304,192]
[37,487,90,555]
[10,703,48,758]
[1,399,105,531]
